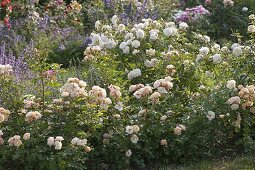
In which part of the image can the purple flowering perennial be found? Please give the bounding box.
[0,42,31,81]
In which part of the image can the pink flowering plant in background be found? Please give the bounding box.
[174,5,210,23]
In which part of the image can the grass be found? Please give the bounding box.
[155,155,255,170]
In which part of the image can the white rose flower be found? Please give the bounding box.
[144,58,158,68]
[125,33,134,40]
[122,46,130,54]
[206,111,215,121]
[226,80,236,89]
[55,136,64,141]
[231,104,239,110]
[14,140,22,147]
[95,21,101,30]
[128,69,142,80]
[248,25,255,33]
[146,48,156,56]
[160,115,167,121]
[71,137,79,145]
[136,23,145,29]
[47,137,55,146]
[212,54,222,64]
[132,49,140,55]
[119,42,128,50]
[118,24,126,32]
[114,101,123,111]
[196,54,204,62]
[136,29,145,39]
[149,30,158,40]
[130,134,139,143]
[211,44,221,52]
[179,22,188,30]
[221,46,229,52]
[242,7,248,12]
[233,46,243,57]
[126,149,132,157]
[163,27,174,36]
[131,40,141,48]
[23,133,30,140]
[54,141,62,150]
[158,87,168,94]
[249,14,255,20]
[77,139,87,146]
[126,125,134,134]
[132,125,140,133]
[199,47,210,55]
[203,35,210,42]
[174,126,182,135]
[111,15,118,25]
[231,43,239,49]
[61,92,69,97]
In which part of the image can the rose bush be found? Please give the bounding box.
[0,0,255,169]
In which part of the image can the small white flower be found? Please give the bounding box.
[242,7,248,12]
[231,104,239,110]
[136,29,145,39]
[149,30,159,40]
[160,115,167,121]
[232,46,243,57]
[183,60,189,66]
[126,149,132,157]
[249,14,255,20]
[179,22,188,30]
[55,136,64,141]
[131,40,141,48]
[248,25,255,33]
[132,125,140,133]
[114,101,123,111]
[130,134,139,143]
[206,111,215,121]
[71,137,79,145]
[61,92,69,97]
[212,54,222,64]
[146,48,156,56]
[77,139,87,146]
[199,47,210,55]
[23,133,30,140]
[47,137,55,146]
[128,69,142,80]
[163,27,174,36]
[95,21,101,30]
[203,35,210,42]
[226,80,236,90]
[54,141,62,150]
[111,15,118,25]
[144,58,158,68]
[118,24,126,32]
[126,125,134,134]
[132,49,140,55]
[211,44,221,52]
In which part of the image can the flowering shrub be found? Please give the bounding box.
[1,0,255,169]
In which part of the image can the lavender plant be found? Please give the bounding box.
[0,42,30,81]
